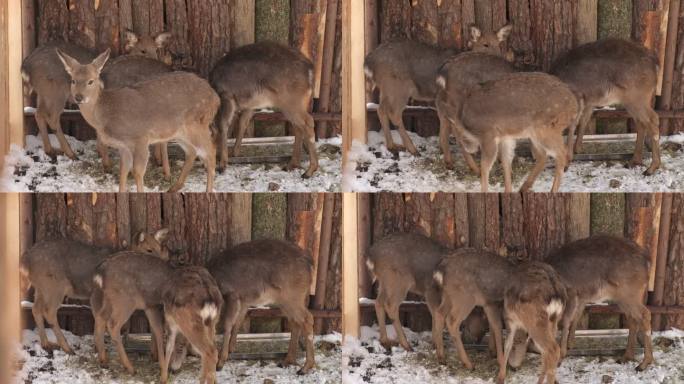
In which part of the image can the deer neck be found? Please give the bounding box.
[77,86,105,130]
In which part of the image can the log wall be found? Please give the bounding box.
[364,192,684,332]
[23,192,343,334]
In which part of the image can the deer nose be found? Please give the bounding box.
[74,94,84,103]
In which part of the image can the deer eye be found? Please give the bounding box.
[87,80,95,86]
[71,80,76,85]
[141,50,146,54]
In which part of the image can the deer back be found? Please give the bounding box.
[101,55,172,89]
[22,41,95,100]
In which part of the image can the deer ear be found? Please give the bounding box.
[497,24,513,42]
[91,49,110,74]
[469,25,482,42]
[56,49,79,76]
[124,29,139,51]
[155,32,173,49]
[154,228,170,243]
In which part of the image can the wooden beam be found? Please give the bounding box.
[0,193,21,383]
[8,0,23,149]
[342,192,360,339]
[358,302,684,315]
[342,0,367,169]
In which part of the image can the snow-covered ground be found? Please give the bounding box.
[0,134,342,192]
[15,329,341,384]
[344,131,684,192]
[342,325,684,384]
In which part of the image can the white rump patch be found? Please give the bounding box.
[364,65,373,79]
[546,299,564,317]
[21,70,30,84]
[433,271,444,287]
[93,274,103,288]
[200,302,218,321]
[365,259,374,272]
[19,264,29,277]
[436,75,446,89]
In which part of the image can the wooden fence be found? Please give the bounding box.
[21,0,342,139]
[365,0,684,136]
[358,193,684,332]
[21,192,342,335]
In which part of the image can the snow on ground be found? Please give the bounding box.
[15,329,341,384]
[345,131,684,192]
[342,325,684,384]
[0,134,341,192]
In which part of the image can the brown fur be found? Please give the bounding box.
[161,266,223,384]
[57,50,219,193]
[551,38,661,175]
[366,233,449,351]
[453,72,581,192]
[364,24,512,155]
[209,42,318,178]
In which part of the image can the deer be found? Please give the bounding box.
[444,72,583,192]
[550,38,660,174]
[100,30,174,176]
[204,239,316,374]
[497,261,567,384]
[18,228,170,355]
[56,49,219,192]
[209,41,319,178]
[430,247,516,370]
[435,52,517,172]
[21,42,96,161]
[161,266,224,384]
[363,24,513,156]
[508,235,655,373]
[365,232,450,352]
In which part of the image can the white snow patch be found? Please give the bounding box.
[1,134,342,192]
[346,131,684,192]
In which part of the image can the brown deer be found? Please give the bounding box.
[364,24,512,155]
[161,266,223,384]
[447,72,582,192]
[435,52,517,172]
[431,248,516,369]
[206,239,316,374]
[209,42,318,178]
[498,261,567,384]
[90,248,177,377]
[18,228,170,354]
[21,42,96,160]
[551,39,660,174]
[509,236,654,372]
[57,49,219,192]
[365,232,449,352]
[101,30,174,176]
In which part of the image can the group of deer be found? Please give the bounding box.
[20,232,317,384]
[367,233,654,384]
[365,24,661,192]
[21,31,319,193]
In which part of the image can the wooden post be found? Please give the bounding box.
[657,0,680,135]
[0,192,21,383]
[357,192,372,326]
[316,0,339,139]
[342,0,367,175]
[652,193,673,330]
[342,192,360,339]
[313,193,335,333]
[1,0,24,170]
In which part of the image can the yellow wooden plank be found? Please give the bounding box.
[342,192,360,340]
[0,193,22,382]
[342,0,367,172]
[8,0,24,148]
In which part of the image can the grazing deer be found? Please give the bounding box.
[509,236,654,372]
[161,266,223,384]
[364,24,512,155]
[447,72,582,192]
[209,42,318,178]
[101,30,175,176]
[90,247,177,377]
[18,228,170,354]
[431,248,516,369]
[551,39,660,174]
[435,52,517,172]
[57,49,219,192]
[365,232,449,352]
[206,239,316,374]
[21,42,96,160]
[498,261,567,384]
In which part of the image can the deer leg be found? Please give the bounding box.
[527,320,560,384]
[573,105,594,154]
[497,322,519,384]
[432,309,447,364]
[228,305,249,354]
[388,107,419,156]
[234,109,255,158]
[34,100,56,158]
[499,138,516,193]
[549,137,568,193]
[436,105,455,169]
[180,314,219,384]
[445,300,477,370]
[619,300,654,371]
[47,112,78,160]
[169,142,197,193]
[374,287,395,351]
[161,318,178,384]
[619,317,638,363]
[520,141,547,193]
[280,320,300,368]
[286,129,303,171]
[160,143,171,178]
[383,285,413,352]
[31,292,55,351]
[95,138,113,172]
[377,95,399,154]
[301,114,318,179]
[483,305,505,370]
[559,294,578,359]
[42,288,74,354]
[299,310,316,375]
[117,148,133,193]
[145,307,166,367]
[479,138,498,193]
[217,97,237,173]
[106,302,137,375]
[131,142,150,193]
[217,294,240,370]
[93,312,108,366]
[195,134,216,193]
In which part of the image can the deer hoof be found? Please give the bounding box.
[643,168,658,176]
